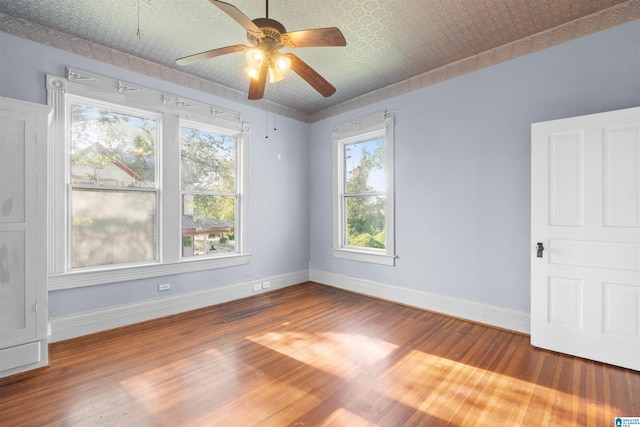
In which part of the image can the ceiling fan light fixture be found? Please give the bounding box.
[267,53,291,82]
[273,53,291,73]
[245,65,262,80]
[268,68,282,83]
[245,48,264,67]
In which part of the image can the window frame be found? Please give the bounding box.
[179,119,243,259]
[46,69,251,290]
[332,112,396,266]
[66,96,162,270]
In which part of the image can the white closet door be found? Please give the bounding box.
[531,106,640,371]
[0,98,48,376]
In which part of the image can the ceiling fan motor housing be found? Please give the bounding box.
[247,18,286,49]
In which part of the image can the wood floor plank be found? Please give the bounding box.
[1,282,639,426]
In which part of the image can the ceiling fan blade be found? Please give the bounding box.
[176,44,248,66]
[281,27,346,48]
[248,62,268,100]
[209,0,264,38]
[285,53,336,97]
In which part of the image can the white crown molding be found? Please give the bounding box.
[49,270,310,342]
[3,2,640,123]
[0,12,309,123]
[310,0,640,122]
[309,269,531,335]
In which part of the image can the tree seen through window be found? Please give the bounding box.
[344,137,386,249]
[180,126,237,257]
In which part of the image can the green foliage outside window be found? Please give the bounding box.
[181,126,238,256]
[344,138,386,249]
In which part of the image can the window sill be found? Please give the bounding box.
[332,248,396,266]
[47,254,252,290]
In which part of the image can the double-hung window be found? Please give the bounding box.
[69,99,160,268]
[180,121,239,258]
[47,69,250,289]
[332,111,396,266]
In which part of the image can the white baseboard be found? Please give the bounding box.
[309,269,530,334]
[51,268,530,342]
[50,270,309,342]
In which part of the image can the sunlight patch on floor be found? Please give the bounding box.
[246,330,398,379]
[188,378,324,426]
[320,407,381,427]
[119,348,241,418]
[382,350,607,424]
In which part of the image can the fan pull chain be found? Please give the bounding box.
[272,83,277,132]
[265,105,269,139]
[136,0,141,39]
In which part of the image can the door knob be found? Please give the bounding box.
[536,242,544,258]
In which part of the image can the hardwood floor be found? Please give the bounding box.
[1,282,638,426]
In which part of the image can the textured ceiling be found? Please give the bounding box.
[1,0,639,121]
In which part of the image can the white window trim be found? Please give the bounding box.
[332,111,396,266]
[178,118,246,260]
[66,95,163,270]
[46,69,251,290]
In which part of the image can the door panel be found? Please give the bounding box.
[549,239,640,270]
[0,108,39,347]
[548,132,584,226]
[0,116,26,223]
[603,126,640,227]
[531,106,640,371]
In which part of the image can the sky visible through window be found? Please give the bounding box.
[345,137,386,192]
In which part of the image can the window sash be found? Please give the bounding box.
[69,186,159,269]
[180,193,238,258]
[179,120,242,259]
[343,194,387,249]
[69,100,159,189]
[67,97,161,270]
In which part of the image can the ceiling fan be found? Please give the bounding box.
[176,0,346,100]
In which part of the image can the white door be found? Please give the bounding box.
[0,107,38,344]
[531,106,640,371]
[0,98,48,376]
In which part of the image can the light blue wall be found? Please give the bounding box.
[309,19,640,313]
[2,18,639,320]
[0,31,310,317]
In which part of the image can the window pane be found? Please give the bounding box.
[71,188,157,268]
[345,195,386,248]
[182,194,236,257]
[181,127,236,193]
[70,104,157,188]
[345,137,386,193]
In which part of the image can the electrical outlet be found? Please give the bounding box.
[262,281,271,289]
[253,283,262,292]
[158,283,171,291]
